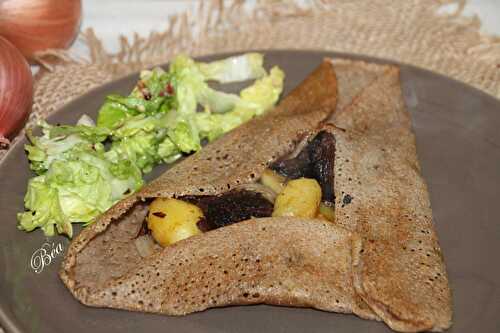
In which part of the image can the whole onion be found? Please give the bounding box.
[0,0,82,61]
[0,36,33,146]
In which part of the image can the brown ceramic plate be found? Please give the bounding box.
[1,51,499,333]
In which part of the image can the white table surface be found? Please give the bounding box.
[73,0,500,57]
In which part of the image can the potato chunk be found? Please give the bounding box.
[147,198,204,247]
[272,178,322,218]
[260,168,286,193]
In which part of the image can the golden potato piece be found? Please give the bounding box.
[147,198,204,247]
[260,168,286,194]
[272,178,322,218]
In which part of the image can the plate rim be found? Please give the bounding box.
[2,49,500,333]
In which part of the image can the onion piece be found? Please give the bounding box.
[0,0,82,60]
[260,169,286,194]
[134,234,157,258]
[289,134,313,159]
[0,36,33,147]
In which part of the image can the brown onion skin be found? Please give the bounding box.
[0,0,82,61]
[0,36,33,145]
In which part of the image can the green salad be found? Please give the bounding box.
[18,53,285,237]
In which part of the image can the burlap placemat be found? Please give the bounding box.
[2,0,499,162]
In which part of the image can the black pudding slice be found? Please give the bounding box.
[308,131,336,203]
[181,190,274,231]
[270,131,336,203]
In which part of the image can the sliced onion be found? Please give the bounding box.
[0,36,33,147]
[0,0,82,60]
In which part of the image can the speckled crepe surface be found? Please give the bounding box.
[77,216,366,316]
[333,67,452,332]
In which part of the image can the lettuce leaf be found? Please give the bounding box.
[18,149,143,237]
[167,118,201,153]
[97,68,176,129]
[197,53,266,83]
[171,54,258,114]
[240,66,285,116]
[96,99,136,129]
[24,121,96,174]
[195,66,285,141]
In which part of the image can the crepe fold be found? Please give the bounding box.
[331,65,453,332]
[60,59,452,332]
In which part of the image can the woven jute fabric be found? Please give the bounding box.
[2,0,500,161]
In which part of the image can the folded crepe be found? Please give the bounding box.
[60,59,452,332]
